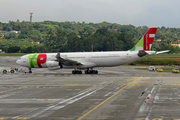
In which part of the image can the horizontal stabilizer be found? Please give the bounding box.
[138,50,156,57]
[156,50,170,54]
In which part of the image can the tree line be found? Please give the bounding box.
[0,28,135,53]
[44,28,135,52]
[1,21,180,53]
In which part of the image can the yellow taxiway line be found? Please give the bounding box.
[77,75,143,120]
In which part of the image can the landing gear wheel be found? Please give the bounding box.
[85,70,98,74]
[10,69,15,73]
[72,70,82,74]
[72,70,75,74]
[28,68,32,74]
[78,71,82,74]
[2,69,7,74]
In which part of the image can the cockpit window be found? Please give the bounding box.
[19,57,24,60]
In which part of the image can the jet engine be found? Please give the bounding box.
[46,61,63,70]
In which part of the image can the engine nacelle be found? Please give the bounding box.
[46,61,59,67]
[46,61,63,70]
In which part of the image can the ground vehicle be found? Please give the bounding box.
[149,66,155,71]
[172,68,179,73]
[1,68,18,74]
[157,68,163,72]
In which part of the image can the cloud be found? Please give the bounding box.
[1,0,180,27]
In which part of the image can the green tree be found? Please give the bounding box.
[44,30,56,52]
[55,29,67,51]
[67,32,80,52]
[8,46,20,53]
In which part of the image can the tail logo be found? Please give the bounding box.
[149,34,155,38]
[130,27,157,51]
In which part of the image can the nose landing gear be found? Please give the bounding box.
[29,68,32,73]
[25,68,32,74]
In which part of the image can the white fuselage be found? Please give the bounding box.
[16,51,156,69]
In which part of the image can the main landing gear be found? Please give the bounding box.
[85,69,98,74]
[71,69,98,74]
[72,70,82,74]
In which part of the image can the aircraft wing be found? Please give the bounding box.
[55,52,82,66]
[156,50,170,54]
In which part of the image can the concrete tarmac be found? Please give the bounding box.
[0,56,180,120]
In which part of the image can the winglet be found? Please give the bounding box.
[130,27,157,51]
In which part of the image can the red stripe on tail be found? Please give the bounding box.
[143,27,157,51]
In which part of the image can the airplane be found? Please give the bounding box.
[16,27,169,74]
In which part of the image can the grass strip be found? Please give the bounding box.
[135,68,176,73]
[0,53,27,56]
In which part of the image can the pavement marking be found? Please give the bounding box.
[174,84,180,85]
[76,89,81,90]
[61,99,68,101]
[88,99,104,101]
[118,84,141,85]
[118,84,126,85]
[0,87,22,94]
[135,118,145,120]
[156,100,165,102]
[52,117,74,119]
[152,118,163,120]
[17,117,27,120]
[161,88,167,89]
[66,89,81,90]
[77,75,143,120]
[62,84,89,86]
[84,117,108,120]
[0,118,4,120]
[37,99,44,101]
[67,89,72,91]
[174,119,180,120]
[66,89,81,91]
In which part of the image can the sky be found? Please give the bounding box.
[0,0,180,28]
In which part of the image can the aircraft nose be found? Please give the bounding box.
[16,59,20,65]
